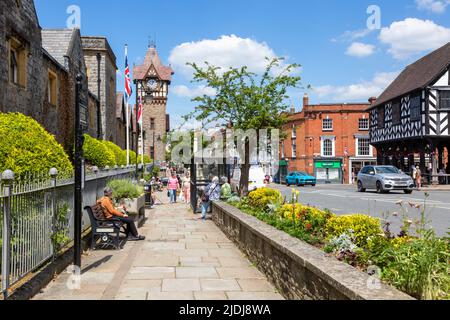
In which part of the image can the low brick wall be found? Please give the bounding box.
[212,202,414,300]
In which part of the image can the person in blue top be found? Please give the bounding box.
[200,176,221,220]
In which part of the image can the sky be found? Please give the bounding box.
[34,0,450,129]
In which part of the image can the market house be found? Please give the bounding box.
[369,42,450,183]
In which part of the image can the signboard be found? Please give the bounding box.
[315,161,341,169]
[80,97,88,131]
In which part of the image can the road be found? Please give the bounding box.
[271,184,450,237]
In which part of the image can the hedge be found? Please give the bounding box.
[0,113,73,176]
[102,140,127,166]
[83,134,115,168]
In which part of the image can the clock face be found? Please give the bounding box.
[147,79,159,91]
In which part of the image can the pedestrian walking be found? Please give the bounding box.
[411,165,417,187]
[200,176,221,220]
[415,166,422,190]
[182,172,191,204]
[220,176,232,201]
[167,172,180,203]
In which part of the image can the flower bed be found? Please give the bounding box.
[228,188,449,300]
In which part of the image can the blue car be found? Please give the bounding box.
[286,172,317,187]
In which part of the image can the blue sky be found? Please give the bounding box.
[35,0,450,128]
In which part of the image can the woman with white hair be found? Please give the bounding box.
[200,176,221,220]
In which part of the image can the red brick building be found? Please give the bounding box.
[281,94,377,184]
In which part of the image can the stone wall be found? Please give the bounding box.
[0,0,44,120]
[212,202,414,300]
[82,37,117,143]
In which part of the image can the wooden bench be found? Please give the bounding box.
[84,204,125,250]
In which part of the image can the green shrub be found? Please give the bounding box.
[129,150,137,164]
[102,140,127,166]
[247,188,283,212]
[326,214,383,248]
[378,235,450,300]
[0,113,73,176]
[278,204,332,236]
[107,179,144,200]
[83,134,115,168]
[138,154,151,164]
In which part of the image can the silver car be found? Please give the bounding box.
[357,165,415,194]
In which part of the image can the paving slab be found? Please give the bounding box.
[33,194,283,301]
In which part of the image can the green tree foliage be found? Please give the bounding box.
[184,58,304,196]
[103,140,127,166]
[0,113,73,176]
[83,134,115,168]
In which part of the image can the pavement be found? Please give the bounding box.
[272,183,450,237]
[33,192,283,301]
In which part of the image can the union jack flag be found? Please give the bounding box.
[124,45,132,100]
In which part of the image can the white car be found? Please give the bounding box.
[231,166,267,192]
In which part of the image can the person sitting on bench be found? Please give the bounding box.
[97,187,145,241]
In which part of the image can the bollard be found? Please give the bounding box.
[1,169,14,299]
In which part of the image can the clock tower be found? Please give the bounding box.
[133,44,174,163]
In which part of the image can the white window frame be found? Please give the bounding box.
[292,124,297,138]
[321,137,335,157]
[355,137,373,157]
[322,117,333,131]
[292,141,297,158]
[358,118,369,131]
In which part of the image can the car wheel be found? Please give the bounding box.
[357,181,366,192]
[376,181,384,194]
[311,184,316,187]
[286,181,290,187]
[404,189,413,194]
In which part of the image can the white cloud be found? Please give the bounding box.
[346,42,375,57]
[379,18,450,59]
[172,85,217,98]
[416,0,450,13]
[314,71,399,101]
[168,34,291,76]
[331,29,374,43]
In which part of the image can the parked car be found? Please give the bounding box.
[286,172,317,187]
[357,165,415,194]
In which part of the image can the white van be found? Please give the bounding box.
[231,165,267,192]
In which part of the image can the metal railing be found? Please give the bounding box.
[0,166,134,298]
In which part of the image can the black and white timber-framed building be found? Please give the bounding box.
[368,42,450,183]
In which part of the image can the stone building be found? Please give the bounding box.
[41,28,89,154]
[0,0,45,121]
[280,94,376,184]
[82,36,117,142]
[133,45,174,162]
[115,92,128,150]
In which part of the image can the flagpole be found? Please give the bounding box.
[125,44,130,166]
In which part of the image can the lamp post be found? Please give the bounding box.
[74,73,83,269]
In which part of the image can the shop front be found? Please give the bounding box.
[314,159,343,184]
[348,157,377,185]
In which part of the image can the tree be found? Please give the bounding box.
[184,58,304,196]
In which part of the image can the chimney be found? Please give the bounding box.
[369,97,377,105]
[290,106,296,114]
[303,93,309,108]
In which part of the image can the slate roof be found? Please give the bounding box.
[41,29,78,67]
[371,42,450,109]
[133,46,174,82]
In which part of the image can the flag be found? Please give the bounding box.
[124,45,132,100]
